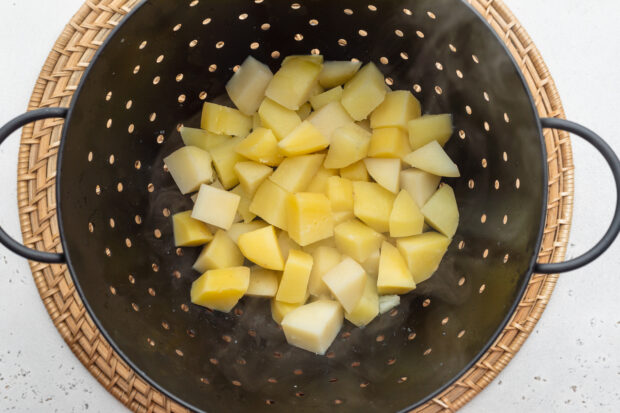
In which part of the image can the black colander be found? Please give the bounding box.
[1,0,618,411]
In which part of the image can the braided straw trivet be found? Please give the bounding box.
[16,0,573,411]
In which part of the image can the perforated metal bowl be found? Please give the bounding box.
[1,0,618,411]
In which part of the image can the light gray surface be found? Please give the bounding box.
[0,1,618,412]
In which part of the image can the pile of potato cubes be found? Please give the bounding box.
[164,55,460,355]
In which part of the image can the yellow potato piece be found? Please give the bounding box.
[345,275,379,327]
[191,266,250,312]
[389,190,424,238]
[229,185,256,224]
[258,98,302,140]
[225,56,273,115]
[226,221,268,244]
[249,179,290,230]
[238,225,285,270]
[396,232,451,284]
[234,161,273,197]
[193,230,244,273]
[281,300,343,355]
[403,141,460,178]
[303,237,337,255]
[377,241,416,294]
[310,86,343,110]
[326,176,353,212]
[271,299,303,324]
[265,58,322,110]
[322,257,367,313]
[270,154,325,193]
[282,54,324,66]
[307,101,354,141]
[277,230,301,261]
[172,211,213,247]
[278,120,329,156]
[324,123,372,169]
[421,184,459,238]
[308,246,341,298]
[252,113,261,130]
[306,166,338,193]
[334,219,383,263]
[164,146,214,194]
[246,267,280,298]
[341,62,387,121]
[370,90,421,130]
[276,250,314,304]
[201,102,252,137]
[296,102,312,120]
[319,60,362,89]
[180,126,231,152]
[368,127,412,159]
[287,192,334,246]
[235,128,283,167]
[209,136,247,189]
[332,210,355,226]
[352,181,396,233]
[340,160,369,181]
[363,158,401,194]
[192,184,240,230]
[361,248,381,278]
[408,114,453,151]
[400,168,441,208]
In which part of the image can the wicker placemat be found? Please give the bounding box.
[16,0,573,411]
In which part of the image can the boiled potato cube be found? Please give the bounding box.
[235,128,283,167]
[377,241,415,294]
[334,219,383,263]
[278,230,301,260]
[408,114,453,151]
[421,184,459,238]
[310,86,343,110]
[246,266,279,297]
[345,275,379,327]
[390,190,424,237]
[306,166,338,193]
[340,160,369,181]
[307,101,354,141]
[297,102,312,120]
[265,58,322,110]
[164,146,214,194]
[326,176,353,212]
[249,179,289,230]
[193,230,244,273]
[363,158,401,194]
[368,127,412,159]
[370,90,421,130]
[322,257,367,313]
[258,98,302,140]
[361,247,381,277]
[271,299,303,324]
[191,266,250,312]
[352,181,396,233]
[210,136,247,189]
[270,154,325,193]
[234,161,272,197]
[396,232,451,284]
[180,126,230,151]
[378,295,400,314]
[341,63,387,121]
[201,102,252,137]
[403,141,460,177]
[192,184,240,230]
[332,210,355,226]
[230,185,257,223]
[227,221,268,244]
[400,168,441,208]
[281,300,343,354]
[308,81,325,98]
[324,123,372,169]
[172,211,213,247]
[226,56,274,115]
[319,60,362,88]
[282,54,324,65]
[238,225,285,270]
[278,121,329,156]
[308,246,341,298]
[276,250,314,304]
[287,192,334,246]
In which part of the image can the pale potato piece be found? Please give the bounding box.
[227,221,268,244]
[377,241,416,294]
[322,257,367,313]
[265,58,322,110]
[180,126,230,151]
[281,300,343,354]
[235,128,283,166]
[246,267,279,298]
[226,56,274,115]
[278,120,329,156]
[389,190,424,237]
[307,101,354,141]
[363,158,401,194]
[271,299,303,324]
[191,266,250,312]
[282,54,324,65]
[352,181,396,233]
[306,166,338,193]
[340,160,369,181]
[229,185,256,223]
[303,237,337,255]
[368,127,411,159]
[378,295,400,314]
[238,225,285,270]
[192,184,240,230]
[341,62,387,121]
[403,141,460,177]
[308,246,341,298]
[234,161,272,197]
[193,230,244,273]
[172,211,213,247]
[201,102,252,137]
[326,176,353,212]
[370,90,421,130]
[319,60,362,88]
[323,123,372,169]
[345,275,379,327]
[276,250,314,304]
[252,113,261,130]
[308,80,325,98]
[258,98,302,140]
[310,86,343,111]
[164,146,214,194]
[408,114,453,151]
[270,154,325,192]
[210,136,247,189]
[296,102,312,120]
[249,179,289,230]
[396,232,451,284]
[334,219,383,263]
[356,119,372,132]
[287,192,334,246]
[361,247,381,277]
[277,230,301,261]
[400,168,441,208]
[332,210,355,226]
[421,184,459,238]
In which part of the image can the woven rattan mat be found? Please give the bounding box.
[16,0,573,411]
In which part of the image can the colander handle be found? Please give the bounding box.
[0,107,67,263]
[535,118,620,274]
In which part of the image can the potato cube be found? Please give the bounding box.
[226,56,273,115]
[363,158,401,193]
[164,146,214,194]
[307,101,354,141]
[341,63,387,121]
[310,86,343,111]
[306,166,338,193]
[352,181,396,233]
[282,54,324,66]
[276,250,314,304]
[230,185,257,223]
[265,58,322,110]
[227,221,268,244]
[308,81,325,98]
[180,126,231,151]
[308,246,341,298]
[345,275,379,327]
[172,211,213,247]
[400,168,441,208]
[193,230,244,273]
[270,154,325,193]
[377,241,415,294]
[324,123,372,169]
[340,160,369,181]
[297,102,312,120]
[258,98,302,140]
[234,161,272,197]
[235,128,283,167]
[334,219,383,263]
[192,184,240,230]
[249,179,289,230]
[210,136,247,189]
[378,295,400,314]
[326,176,353,212]
[408,114,453,151]
[238,225,285,270]
[396,232,451,284]
[191,266,250,312]
[201,102,252,137]
[303,237,337,255]
[322,257,367,313]
[403,141,460,177]
[287,193,334,246]
[368,127,411,159]
[278,120,329,156]
[421,184,459,238]
[370,90,421,130]
[246,266,279,297]
[319,60,362,89]
[277,230,301,260]
[271,299,303,324]
[332,210,355,226]
[281,300,343,354]
[389,190,424,238]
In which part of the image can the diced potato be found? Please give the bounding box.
[277,230,300,260]
[281,300,343,354]
[345,275,379,327]
[234,161,272,197]
[287,192,334,246]
[340,160,369,181]
[172,211,213,247]
[230,185,257,223]
[258,98,302,140]
[226,56,273,115]
[193,230,244,273]
[303,237,337,254]
[341,63,387,121]
[249,179,289,230]
[235,128,283,167]
[356,119,372,132]
[332,210,355,226]
[396,232,451,284]
[370,90,421,130]
[403,141,460,177]
[361,247,380,277]
[421,184,459,238]
[308,82,325,99]
[308,246,341,298]
[378,295,400,314]
[210,136,247,189]
[252,113,261,130]
[238,225,285,270]
[191,266,250,312]
[164,146,214,194]
[276,250,314,304]
[246,266,279,297]
[322,257,367,313]
[307,101,354,141]
[201,102,252,137]
[368,127,411,159]
[319,60,362,88]
[265,58,322,110]
[270,154,325,193]
[282,54,324,66]
[180,127,230,151]
[408,114,453,151]
[227,221,268,244]
[326,176,353,212]
[352,181,396,233]
[324,123,372,169]
[400,168,441,208]
[310,86,343,111]
[377,241,415,294]
[192,184,240,230]
[363,158,401,193]
[334,219,383,263]
[278,121,329,156]
[306,166,338,193]
[271,299,303,324]
[297,102,312,120]
[389,190,424,237]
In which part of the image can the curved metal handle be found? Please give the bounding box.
[0,108,68,263]
[535,118,620,274]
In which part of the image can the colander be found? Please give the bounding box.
[1,0,619,411]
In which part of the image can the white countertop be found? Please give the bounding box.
[0,1,618,411]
